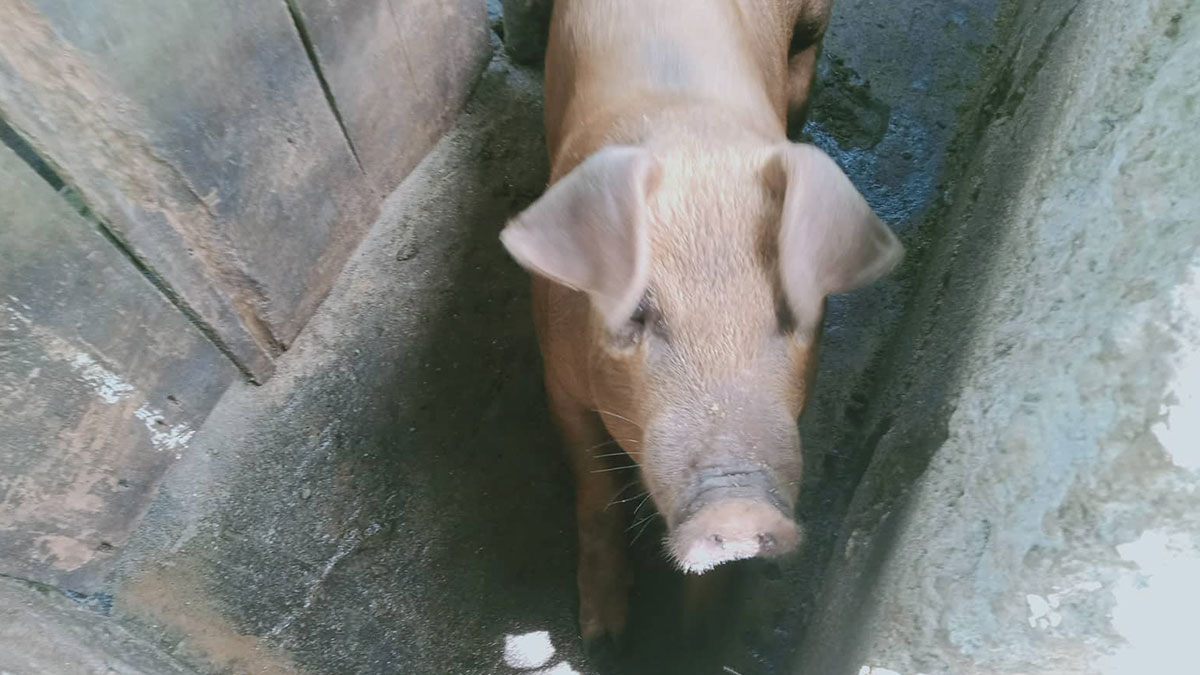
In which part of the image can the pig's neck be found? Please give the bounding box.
[546,0,790,180]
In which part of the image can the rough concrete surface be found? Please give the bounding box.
[0,577,190,675]
[795,0,1200,673]
[499,0,552,65]
[3,1,1195,674]
[110,51,581,675]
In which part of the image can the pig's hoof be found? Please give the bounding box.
[581,626,628,660]
[577,568,630,653]
[578,593,628,648]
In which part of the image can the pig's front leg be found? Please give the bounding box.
[681,562,735,640]
[546,380,633,648]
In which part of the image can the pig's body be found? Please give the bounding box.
[544,0,791,174]
[500,0,903,645]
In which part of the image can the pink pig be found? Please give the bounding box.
[500,0,903,644]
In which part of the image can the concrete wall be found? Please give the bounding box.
[109,54,564,675]
[795,1,1200,673]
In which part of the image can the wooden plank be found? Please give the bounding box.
[0,142,236,591]
[0,0,382,381]
[290,0,490,192]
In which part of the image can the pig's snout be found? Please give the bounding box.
[666,469,799,574]
[668,499,798,574]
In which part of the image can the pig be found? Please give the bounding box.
[499,0,904,645]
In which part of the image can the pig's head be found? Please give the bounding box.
[501,142,902,573]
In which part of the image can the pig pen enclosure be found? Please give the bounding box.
[2,1,1198,674]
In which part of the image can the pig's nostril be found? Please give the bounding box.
[711,534,725,547]
[757,533,776,550]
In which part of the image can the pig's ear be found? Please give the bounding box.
[774,143,904,330]
[500,146,659,331]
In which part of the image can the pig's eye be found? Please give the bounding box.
[614,296,664,348]
[631,297,664,333]
[630,300,649,327]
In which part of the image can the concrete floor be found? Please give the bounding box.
[2,2,1015,673]
[112,54,580,675]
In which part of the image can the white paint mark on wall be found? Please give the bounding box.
[1025,593,1061,629]
[504,630,555,669]
[1100,529,1200,675]
[5,298,133,406]
[134,404,195,452]
[5,299,198,456]
[69,351,134,404]
[1025,580,1103,629]
[1151,260,1200,472]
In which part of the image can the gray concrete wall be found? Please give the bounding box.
[0,576,191,675]
[109,54,566,675]
[795,1,1200,673]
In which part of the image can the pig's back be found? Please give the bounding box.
[544,0,791,165]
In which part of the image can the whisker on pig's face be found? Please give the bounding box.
[606,490,650,510]
[592,409,643,429]
[592,450,643,460]
[590,464,641,474]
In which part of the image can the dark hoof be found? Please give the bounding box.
[582,630,629,664]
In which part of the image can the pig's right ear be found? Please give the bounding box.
[500,146,659,332]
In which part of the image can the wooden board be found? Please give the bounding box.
[0,142,236,591]
[0,0,383,380]
[290,0,491,192]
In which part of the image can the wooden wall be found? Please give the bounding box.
[0,0,489,590]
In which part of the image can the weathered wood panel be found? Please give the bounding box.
[290,0,491,192]
[0,142,236,591]
[0,0,382,381]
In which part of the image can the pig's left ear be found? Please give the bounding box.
[773,143,904,330]
[500,146,660,331]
